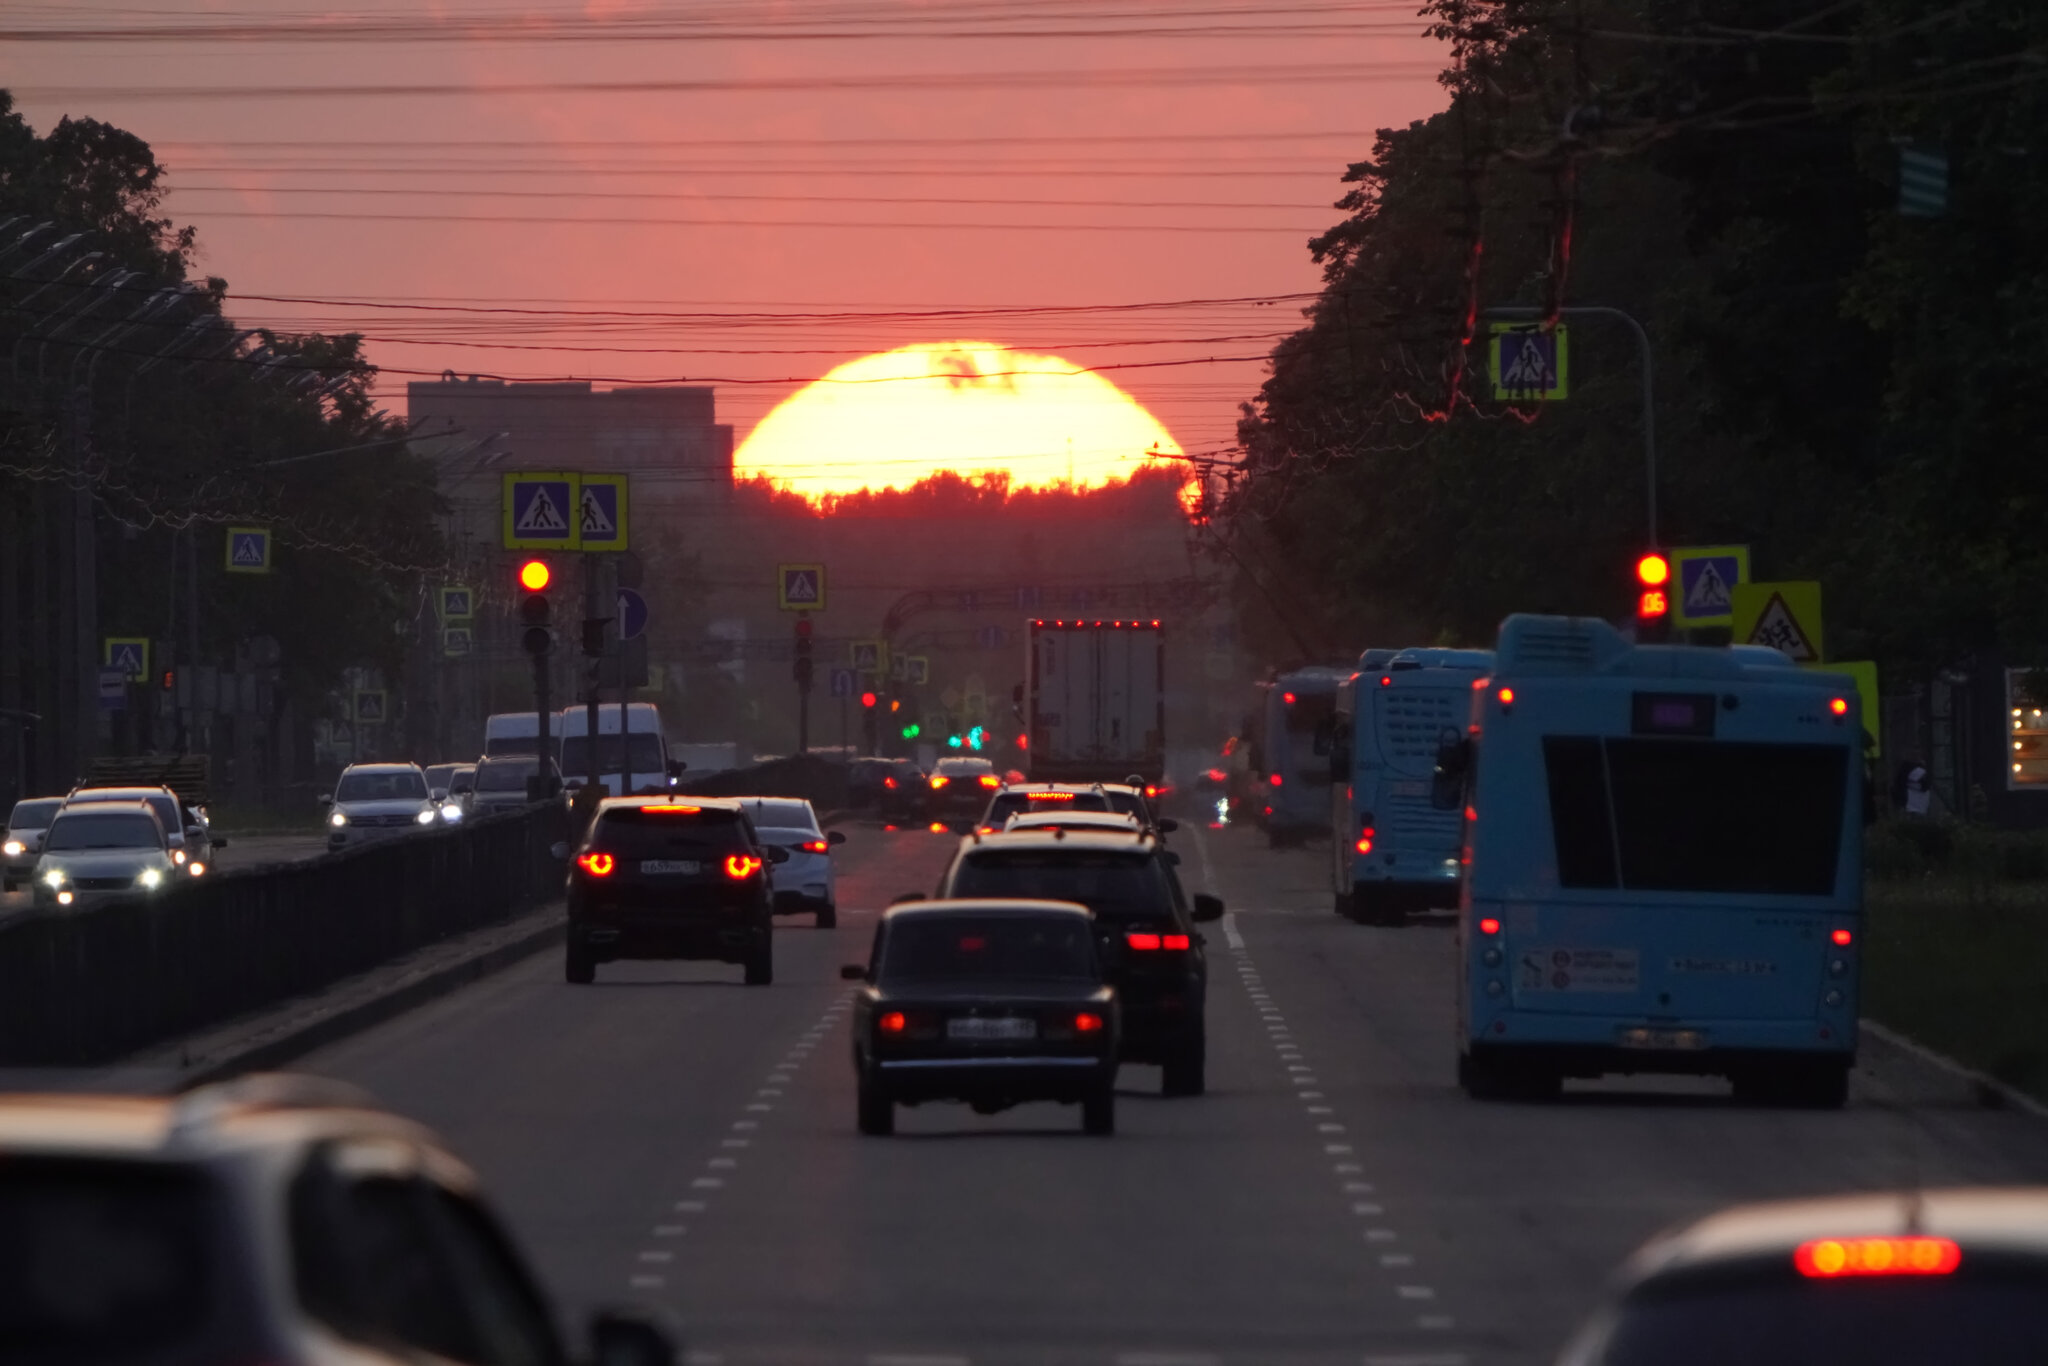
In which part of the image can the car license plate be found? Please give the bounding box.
[947,1016,1036,1041]
[639,859,700,875]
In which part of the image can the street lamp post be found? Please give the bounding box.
[1484,305,1658,547]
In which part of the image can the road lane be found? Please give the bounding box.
[293,816,2048,1366]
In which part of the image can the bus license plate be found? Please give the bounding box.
[947,1017,1036,1042]
[640,859,700,875]
[1618,1027,1706,1051]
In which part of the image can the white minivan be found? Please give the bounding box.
[558,702,674,796]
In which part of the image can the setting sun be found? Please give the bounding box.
[735,343,1186,505]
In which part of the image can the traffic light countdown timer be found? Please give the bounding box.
[1636,551,1671,641]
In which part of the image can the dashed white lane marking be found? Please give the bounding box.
[1417,1317,1457,1331]
[1353,1202,1385,1215]
[1365,1228,1397,1242]
[630,1274,663,1289]
[1334,1162,1363,1174]
[708,1157,737,1169]
[1114,1353,1221,1366]
[722,1138,750,1148]
[866,1355,971,1366]
[1220,909,1245,949]
[673,1200,706,1213]
[682,1351,725,1366]
[638,1250,673,1263]
[732,1120,759,1131]
[745,1102,773,1112]
[1364,1355,1466,1366]
[1396,1285,1436,1300]
[1380,1253,1414,1267]
[653,1225,686,1236]
[1344,1181,1375,1193]
[691,1177,725,1189]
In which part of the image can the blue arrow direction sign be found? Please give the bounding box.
[502,472,581,550]
[225,526,272,574]
[829,666,855,699]
[616,587,650,641]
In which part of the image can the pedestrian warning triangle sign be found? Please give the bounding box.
[1685,559,1732,616]
[579,487,614,537]
[516,486,568,534]
[1748,592,1818,662]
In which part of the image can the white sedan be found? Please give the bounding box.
[734,797,846,928]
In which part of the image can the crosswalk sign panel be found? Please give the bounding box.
[503,472,581,550]
[779,563,826,612]
[353,690,388,724]
[1490,323,1570,401]
[580,474,630,550]
[103,636,150,682]
[225,527,272,574]
[1671,545,1750,628]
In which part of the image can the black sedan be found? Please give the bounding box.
[842,899,1119,1136]
[558,796,786,985]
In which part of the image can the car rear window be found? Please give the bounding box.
[986,792,1113,823]
[744,800,814,829]
[1101,791,1148,819]
[935,758,994,776]
[0,1158,218,1362]
[593,806,750,855]
[1594,1266,2048,1366]
[44,812,161,851]
[7,798,63,829]
[881,914,1097,982]
[948,849,1174,922]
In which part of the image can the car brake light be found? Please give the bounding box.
[884,776,898,789]
[1269,773,1283,787]
[1074,1012,1104,1033]
[803,839,829,854]
[1035,792,1075,801]
[1795,1237,1960,1278]
[723,854,762,879]
[1831,928,1853,947]
[640,803,701,813]
[1479,917,1500,935]
[929,822,949,833]
[878,1011,907,1034]
[1162,933,1191,950]
[979,775,999,788]
[1283,691,1296,705]
[930,775,948,789]
[1356,825,1375,855]
[1126,932,1162,950]
[577,852,615,877]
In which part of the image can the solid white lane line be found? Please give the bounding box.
[1363,1354,1465,1366]
[866,1355,971,1366]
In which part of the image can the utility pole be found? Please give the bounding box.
[793,613,814,753]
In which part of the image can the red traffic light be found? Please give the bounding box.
[861,691,878,709]
[518,559,551,592]
[1635,552,1670,588]
[794,616,813,639]
[1638,588,1670,620]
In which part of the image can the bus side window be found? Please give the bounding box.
[1311,716,1334,757]
[1431,731,1471,811]
[1329,721,1353,782]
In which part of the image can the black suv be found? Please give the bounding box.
[932,829,1223,1094]
[560,797,783,985]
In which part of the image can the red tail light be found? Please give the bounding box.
[1795,1237,1960,1278]
[1126,932,1162,950]
[928,822,949,834]
[1269,772,1283,787]
[979,775,1000,789]
[884,776,898,789]
[723,854,762,879]
[878,1011,907,1034]
[1831,928,1853,947]
[1355,825,1375,855]
[930,775,949,789]
[802,839,829,854]
[1479,917,1500,935]
[1161,933,1191,950]
[577,852,615,877]
[1074,1011,1104,1033]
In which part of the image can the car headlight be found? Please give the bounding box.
[171,847,187,865]
[415,808,437,825]
[187,861,206,877]
[139,868,163,889]
[2,839,22,857]
[329,810,348,828]
[41,867,66,888]
[440,803,464,821]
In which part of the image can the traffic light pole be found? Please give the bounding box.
[793,612,813,755]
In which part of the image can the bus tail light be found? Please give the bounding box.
[1795,1237,1960,1278]
[1831,928,1853,947]
[1355,827,1375,855]
[1479,917,1500,935]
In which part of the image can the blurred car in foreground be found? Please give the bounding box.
[31,800,181,910]
[926,756,999,830]
[560,796,783,984]
[0,1074,675,1366]
[734,796,846,927]
[842,898,1119,1136]
[3,796,64,891]
[1557,1187,2048,1366]
[323,763,445,850]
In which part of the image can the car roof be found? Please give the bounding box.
[961,828,1157,853]
[55,799,160,818]
[1621,1189,2048,1284]
[341,763,425,775]
[1006,811,1142,828]
[68,786,174,798]
[881,897,1095,923]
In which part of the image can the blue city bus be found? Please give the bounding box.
[1329,646,1494,925]
[1450,614,1865,1107]
[1255,666,1351,847]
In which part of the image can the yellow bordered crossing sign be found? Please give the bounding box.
[1732,581,1823,663]
[579,473,629,551]
[1489,323,1569,401]
[502,472,580,550]
[1670,545,1749,628]
[779,564,826,612]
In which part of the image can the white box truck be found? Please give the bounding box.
[1023,618,1166,783]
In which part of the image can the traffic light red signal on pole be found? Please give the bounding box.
[517,559,553,657]
[862,691,878,709]
[1636,551,1671,627]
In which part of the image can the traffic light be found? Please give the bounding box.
[793,614,813,688]
[580,617,611,658]
[1635,551,1671,638]
[517,559,553,657]
[861,691,877,709]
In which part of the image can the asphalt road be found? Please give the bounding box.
[297,819,2048,1366]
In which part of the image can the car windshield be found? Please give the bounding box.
[43,812,161,851]
[335,771,429,802]
[1594,1269,2048,1366]
[880,913,1097,982]
[559,732,666,774]
[592,806,748,855]
[69,792,181,833]
[948,849,1174,922]
[6,798,63,830]
[0,1158,217,1363]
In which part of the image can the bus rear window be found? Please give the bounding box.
[1543,738,1847,895]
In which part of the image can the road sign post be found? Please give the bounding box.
[794,614,814,754]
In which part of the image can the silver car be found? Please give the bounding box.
[324,763,445,850]
[734,796,845,928]
[65,785,215,877]
[3,796,64,892]
[32,800,181,911]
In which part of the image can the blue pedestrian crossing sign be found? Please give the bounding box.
[580,473,629,551]
[779,563,826,612]
[502,472,581,550]
[1671,544,1751,629]
[225,526,272,574]
[850,639,887,675]
[438,586,474,621]
[829,666,855,699]
[353,689,388,724]
[104,636,150,683]
[443,627,473,658]
[1489,323,1570,401]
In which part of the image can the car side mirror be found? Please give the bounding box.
[668,759,687,776]
[1156,817,1179,833]
[1191,894,1225,922]
[430,787,448,802]
[767,846,791,864]
[889,891,925,905]
[827,829,848,846]
[549,841,570,861]
[587,1307,677,1366]
[839,963,868,981]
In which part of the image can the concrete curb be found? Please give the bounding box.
[1863,1018,2048,1121]
[143,913,566,1087]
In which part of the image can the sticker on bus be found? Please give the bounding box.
[1516,947,1639,993]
